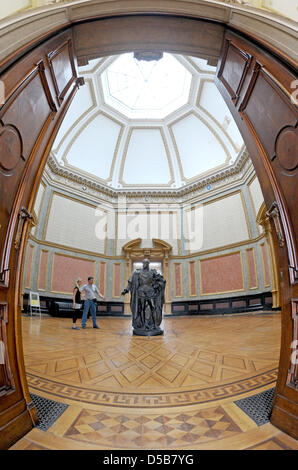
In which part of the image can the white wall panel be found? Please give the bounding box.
[65,114,121,180]
[249,176,264,217]
[116,210,180,255]
[184,192,249,252]
[172,114,228,180]
[122,129,171,185]
[45,194,107,253]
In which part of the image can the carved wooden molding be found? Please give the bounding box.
[266,201,285,248]
[0,121,24,176]
[0,269,9,286]
[274,124,298,172]
[14,207,34,250]
[47,39,77,105]
[238,61,261,114]
[218,39,252,107]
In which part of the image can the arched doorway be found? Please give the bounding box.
[0,13,296,448]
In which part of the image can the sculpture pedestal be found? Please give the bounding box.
[133,327,163,337]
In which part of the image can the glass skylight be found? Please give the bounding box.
[101,53,192,119]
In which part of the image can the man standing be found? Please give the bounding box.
[81,277,104,329]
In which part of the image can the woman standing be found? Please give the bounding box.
[72,278,83,330]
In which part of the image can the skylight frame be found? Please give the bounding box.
[101,53,193,119]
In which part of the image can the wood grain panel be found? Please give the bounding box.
[218,40,251,105]
[47,40,76,104]
[215,29,298,438]
[239,66,297,162]
[0,28,81,448]
[0,61,56,286]
[73,16,224,66]
[219,40,298,285]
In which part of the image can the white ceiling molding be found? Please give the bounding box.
[46,146,252,204]
[51,53,245,189]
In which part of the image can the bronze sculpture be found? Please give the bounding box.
[121,259,166,336]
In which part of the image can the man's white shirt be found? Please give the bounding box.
[82,284,100,300]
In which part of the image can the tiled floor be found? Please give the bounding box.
[10,313,298,450]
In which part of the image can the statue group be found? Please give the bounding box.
[121,259,166,336]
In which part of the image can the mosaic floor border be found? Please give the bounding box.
[27,369,278,408]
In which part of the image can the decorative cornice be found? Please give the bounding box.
[46,147,251,202]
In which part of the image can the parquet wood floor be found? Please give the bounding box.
[10,313,298,450]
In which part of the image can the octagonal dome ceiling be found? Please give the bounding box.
[51,53,244,189]
[101,53,192,119]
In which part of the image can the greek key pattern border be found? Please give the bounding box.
[27,369,278,408]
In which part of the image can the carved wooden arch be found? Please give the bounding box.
[0,15,297,448]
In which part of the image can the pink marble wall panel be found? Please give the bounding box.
[246,248,258,289]
[99,262,106,296]
[217,302,229,309]
[232,300,246,308]
[261,243,270,286]
[38,250,49,291]
[51,253,95,294]
[174,263,182,297]
[173,305,185,311]
[189,261,197,296]
[113,264,121,297]
[189,305,199,311]
[201,304,213,310]
[25,245,34,289]
[200,252,244,295]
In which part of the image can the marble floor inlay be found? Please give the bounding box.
[10,313,298,450]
